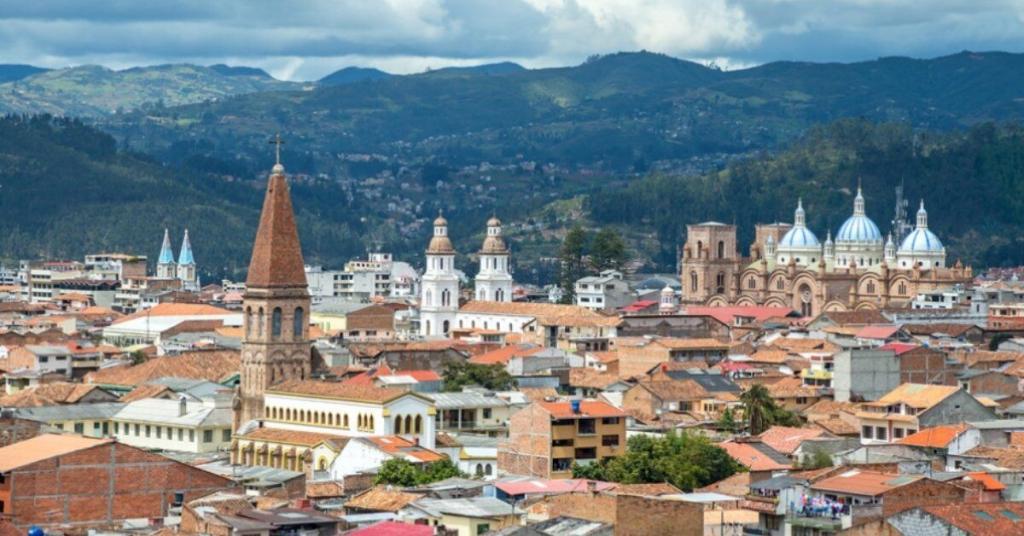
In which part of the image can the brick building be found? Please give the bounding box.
[498,400,626,479]
[0,434,233,527]
[536,491,703,536]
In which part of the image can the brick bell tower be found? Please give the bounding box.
[234,142,311,431]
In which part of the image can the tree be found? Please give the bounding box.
[717,407,738,432]
[799,449,834,470]
[740,384,775,435]
[442,362,516,392]
[571,432,742,492]
[589,228,628,272]
[558,225,589,303]
[740,384,803,434]
[375,458,465,486]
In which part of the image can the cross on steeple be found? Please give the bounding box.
[269,133,285,165]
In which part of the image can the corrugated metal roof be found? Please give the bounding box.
[414,497,523,518]
[14,402,125,421]
[427,392,509,409]
[113,398,231,427]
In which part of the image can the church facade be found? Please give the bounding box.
[680,188,972,316]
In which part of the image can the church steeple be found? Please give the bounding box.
[853,180,866,216]
[176,229,198,290]
[177,229,195,266]
[156,229,176,279]
[235,150,312,432]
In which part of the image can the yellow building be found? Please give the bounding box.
[498,400,626,479]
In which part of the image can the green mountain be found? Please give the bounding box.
[0,116,366,279]
[103,50,1024,174]
[587,118,1024,269]
[0,64,49,83]
[0,64,304,117]
[319,66,392,86]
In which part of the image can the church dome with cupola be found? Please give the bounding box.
[833,185,884,268]
[776,199,821,267]
[897,200,946,270]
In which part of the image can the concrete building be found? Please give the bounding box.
[832,349,900,402]
[856,384,996,445]
[111,395,233,453]
[498,400,626,479]
[574,270,631,312]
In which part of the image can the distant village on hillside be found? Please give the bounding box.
[3,158,1024,535]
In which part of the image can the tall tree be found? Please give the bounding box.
[590,228,628,272]
[740,384,775,435]
[558,225,589,303]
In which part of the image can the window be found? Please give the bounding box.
[552,439,574,447]
[293,307,304,340]
[602,435,620,447]
[156,427,162,439]
[74,422,84,434]
[796,397,807,405]
[577,419,596,435]
[203,430,214,443]
[258,307,264,337]
[876,427,887,441]
[690,272,698,292]
[189,430,195,442]
[114,422,120,434]
[145,425,151,438]
[862,426,873,439]
[552,458,573,472]
[271,307,282,339]
[483,408,492,419]
[867,281,876,294]
[748,277,756,289]
[245,306,252,337]
[776,278,784,290]
[178,428,183,441]
[601,417,620,425]
[134,423,140,436]
[476,524,491,535]
[717,240,725,259]
[893,428,905,439]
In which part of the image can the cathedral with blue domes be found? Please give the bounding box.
[679,186,971,316]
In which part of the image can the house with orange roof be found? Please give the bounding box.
[84,349,240,393]
[101,302,239,347]
[497,399,626,479]
[757,426,828,456]
[468,343,544,366]
[717,439,791,482]
[856,384,996,445]
[896,423,981,458]
[456,300,620,352]
[613,336,729,377]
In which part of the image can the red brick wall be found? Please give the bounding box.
[540,492,702,536]
[8,442,233,528]
[968,372,1020,397]
[899,348,957,385]
[881,478,967,517]
[497,404,552,478]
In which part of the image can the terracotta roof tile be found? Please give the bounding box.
[362,435,445,463]
[518,387,560,402]
[765,377,818,399]
[538,400,626,419]
[0,434,110,472]
[246,168,308,289]
[345,485,424,512]
[569,368,622,389]
[719,440,791,472]
[770,338,840,354]
[963,445,1024,470]
[637,379,710,401]
[757,426,826,455]
[866,383,960,410]
[0,382,110,407]
[468,343,543,365]
[119,383,173,403]
[747,349,792,364]
[84,349,239,388]
[918,502,1024,534]
[815,310,889,326]
[902,323,978,337]
[810,469,911,496]
[269,379,409,403]
[608,482,682,496]
[238,427,352,448]
[897,424,970,448]
[459,301,620,327]
[112,303,232,325]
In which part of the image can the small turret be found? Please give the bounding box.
[156,229,176,279]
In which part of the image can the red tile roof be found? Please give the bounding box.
[269,379,410,403]
[964,472,1006,491]
[347,522,433,536]
[0,434,110,472]
[880,342,919,355]
[684,306,796,325]
[718,441,791,472]
[84,350,239,388]
[757,426,826,455]
[897,424,970,448]
[855,325,901,340]
[469,343,543,365]
[538,400,626,419]
[811,469,910,497]
[918,502,1024,534]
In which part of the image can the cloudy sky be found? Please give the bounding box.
[4,0,1024,80]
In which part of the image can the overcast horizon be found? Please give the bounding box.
[3,1,1024,81]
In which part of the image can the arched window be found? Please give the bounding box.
[697,240,704,258]
[272,307,282,339]
[496,289,504,301]
[715,272,725,294]
[866,281,876,294]
[425,290,433,307]
[257,308,264,337]
[717,240,725,259]
[690,272,698,292]
[748,277,756,289]
[369,415,375,430]
[404,415,413,435]
[776,278,784,290]
[414,415,422,434]
[394,416,403,434]
[476,464,484,477]
[442,289,451,307]
[898,282,907,295]
[343,414,349,428]
[293,307,304,340]
[245,307,253,337]
[443,320,450,334]
[485,464,493,476]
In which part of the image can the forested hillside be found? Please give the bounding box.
[0,116,364,277]
[588,119,1024,269]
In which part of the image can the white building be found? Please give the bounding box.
[420,215,459,337]
[111,395,233,453]
[574,270,631,311]
[896,201,947,270]
[474,217,513,302]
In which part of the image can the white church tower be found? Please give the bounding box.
[420,214,459,337]
[474,216,513,302]
[156,229,176,279]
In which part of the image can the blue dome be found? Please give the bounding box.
[899,228,943,252]
[779,226,820,248]
[836,215,882,243]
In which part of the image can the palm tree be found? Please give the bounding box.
[740,384,775,435]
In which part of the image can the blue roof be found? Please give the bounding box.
[779,226,820,248]
[178,230,195,265]
[158,230,175,264]
[899,228,944,252]
[836,215,882,243]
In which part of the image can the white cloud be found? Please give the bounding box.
[0,0,1023,80]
